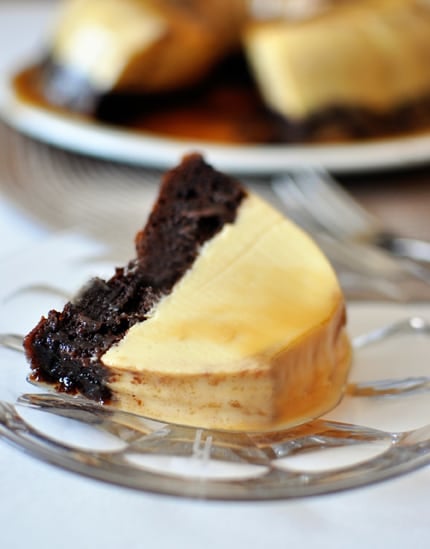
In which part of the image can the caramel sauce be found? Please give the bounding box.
[12,57,281,145]
[14,65,47,109]
[12,57,430,146]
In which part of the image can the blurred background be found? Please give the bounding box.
[0,1,429,252]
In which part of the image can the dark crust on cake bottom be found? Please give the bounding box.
[272,98,430,143]
[24,155,246,403]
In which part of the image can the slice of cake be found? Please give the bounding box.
[42,0,247,111]
[243,0,430,139]
[24,154,351,432]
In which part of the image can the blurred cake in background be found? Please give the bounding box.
[43,0,248,111]
[13,0,430,143]
[244,0,430,141]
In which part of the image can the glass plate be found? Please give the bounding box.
[0,233,430,500]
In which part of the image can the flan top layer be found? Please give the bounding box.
[102,189,350,431]
[103,190,344,375]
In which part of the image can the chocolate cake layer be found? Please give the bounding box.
[24,154,246,402]
[135,154,246,289]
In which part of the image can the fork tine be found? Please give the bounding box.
[0,333,24,352]
[292,169,358,237]
[304,168,377,236]
[273,168,376,240]
[17,393,163,440]
[271,173,327,235]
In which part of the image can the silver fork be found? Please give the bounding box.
[272,168,430,300]
[272,167,430,264]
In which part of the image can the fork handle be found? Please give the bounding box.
[375,233,430,264]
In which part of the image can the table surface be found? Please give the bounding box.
[1,3,430,549]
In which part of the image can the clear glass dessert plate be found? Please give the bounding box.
[1,233,430,500]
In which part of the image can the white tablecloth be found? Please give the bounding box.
[0,3,429,548]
